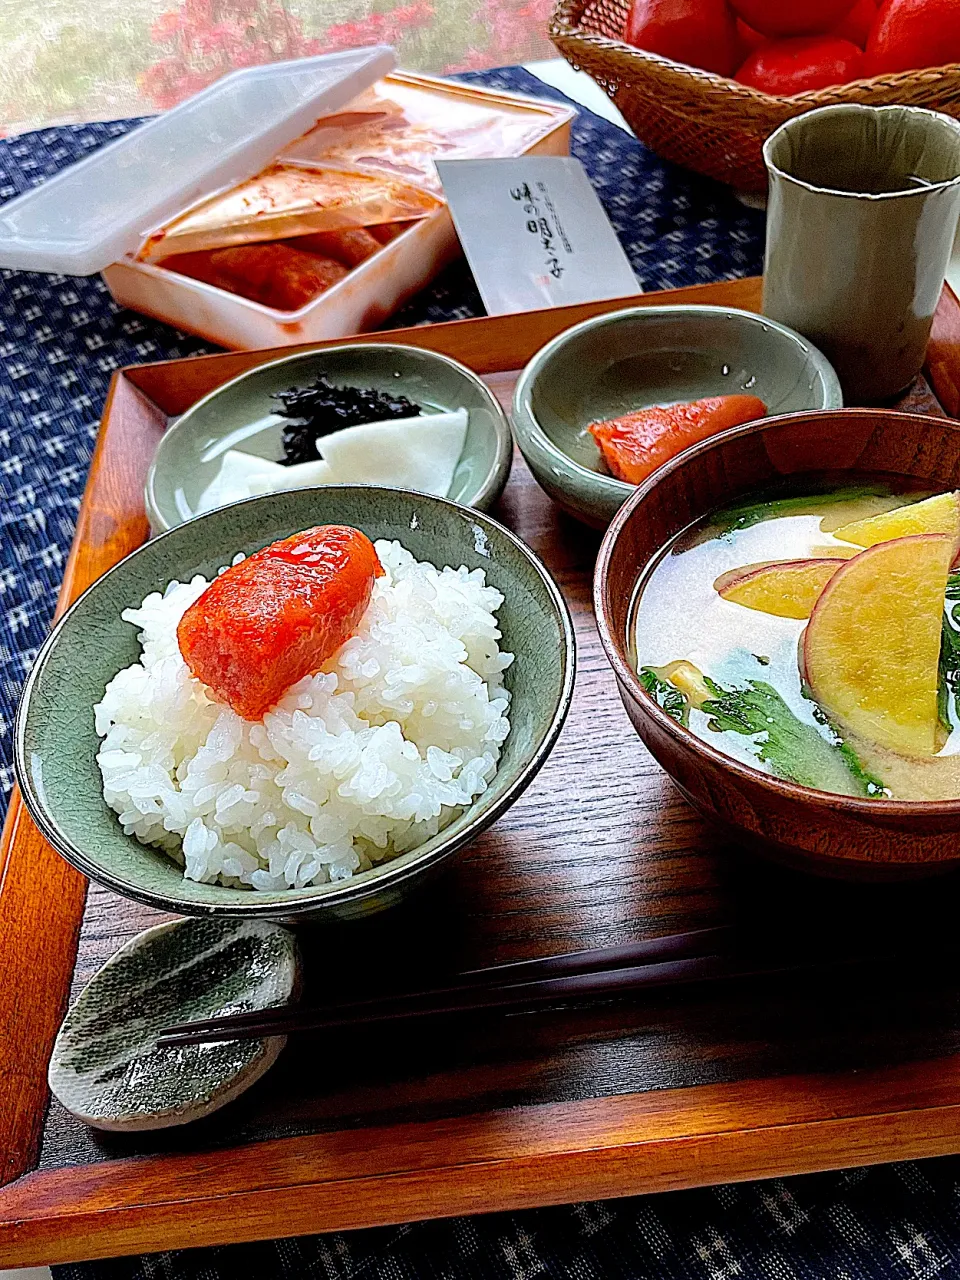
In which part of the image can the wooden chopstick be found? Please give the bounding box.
[160,931,737,1049]
[158,953,766,1047]
[174,925,735,1036]
[157,926,733,1046]
[456,925,734,982]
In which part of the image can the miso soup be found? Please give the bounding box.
[632,480,960,802]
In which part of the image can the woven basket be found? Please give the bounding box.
[549,0,960,191]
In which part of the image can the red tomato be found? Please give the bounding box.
[832,0,877,46]
[729,0,858,37]
[623,0,740,76]
[865,0,960,74]
[736,35,865,93]
[736,17,767,54]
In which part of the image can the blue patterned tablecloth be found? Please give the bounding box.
[5,66,956,1280]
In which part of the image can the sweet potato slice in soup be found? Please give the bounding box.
[803,534,952,757]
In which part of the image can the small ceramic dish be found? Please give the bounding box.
[17,486,575,922]
[594,408,960,881]
[146,343,513,532]
[512,305,843,529]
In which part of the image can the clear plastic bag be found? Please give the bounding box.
[138,164,441,261]
[279,79,561,196]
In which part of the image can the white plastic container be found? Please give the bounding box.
[0,50,396,276]
[0,54,574,350]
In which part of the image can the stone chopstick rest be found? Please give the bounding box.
[48,918,300,1132]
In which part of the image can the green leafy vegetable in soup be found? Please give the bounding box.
[644,663,881,796]
[702,485,907,539]
[939,570,960,736]
[702,677,884,796]
[639,667,688,726]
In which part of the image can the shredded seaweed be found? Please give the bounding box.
[273,376,421,464]
[639,667,689,726]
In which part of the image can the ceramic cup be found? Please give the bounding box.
[762,104,960,404]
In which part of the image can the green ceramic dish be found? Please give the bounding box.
[16,487,575,923]
[146,344,513,533]
[511,305,843,529]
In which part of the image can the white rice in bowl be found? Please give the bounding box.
[94,539,513,890]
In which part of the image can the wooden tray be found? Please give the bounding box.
[4,276,960,1268]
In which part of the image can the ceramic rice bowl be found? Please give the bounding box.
[16,487,575,921]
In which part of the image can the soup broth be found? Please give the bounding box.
[632,479,960,802]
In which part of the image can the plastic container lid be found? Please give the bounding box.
[0,47,395,276]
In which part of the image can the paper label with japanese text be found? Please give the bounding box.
[435,156,640,314]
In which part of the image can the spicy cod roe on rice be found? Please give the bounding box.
[94,539,513,891]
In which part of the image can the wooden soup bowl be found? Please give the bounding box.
[594,408,960,880]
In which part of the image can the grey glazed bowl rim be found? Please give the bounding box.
[511,304,843,501]
[145,342,515,532]
[593,406,960,819]
[15,485,577,918]
[763,103,960,202]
